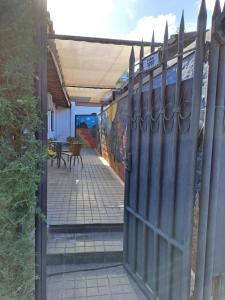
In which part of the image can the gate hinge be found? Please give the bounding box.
[124,152,132,172]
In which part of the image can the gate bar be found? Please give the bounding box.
[182,0,207,299]
[203,32,225,300]
[152,23,168,297]
[142,32,155,283]
[123,47,135,264]
[194,1,221,300]
[167,13,185,300]
[131,42,144,273]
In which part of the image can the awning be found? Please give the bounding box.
[50,36,161,105]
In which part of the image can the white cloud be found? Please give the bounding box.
[47,0,115,37]
[185,21,197,32]
[124,0,137,19]
[125,14,177,42]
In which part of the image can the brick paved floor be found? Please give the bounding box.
[47,264,147,300]
[47,148,124,225]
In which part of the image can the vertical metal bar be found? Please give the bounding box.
[35,0,47,299]
[182,1,207,299]
[99,105,103,155]
[123,47,135,264]
[167,13,185,300]
[203,26,225,300]
[132,42,144,272]
[143,32,155,283]
[153,23,168,296]
[194,2,221,300]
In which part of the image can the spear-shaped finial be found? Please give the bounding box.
[139,40,144,71]
[180,10,185,35]
[213,0,221,17]
[178,11,185,49]
[162,22,168,62]
[164,22,168,43]
[222,0,225,12]
[129,46,135,74]
[198,0,207,23]
[212,0,221,31]
[140,39,144,59]
[151,31,155,53]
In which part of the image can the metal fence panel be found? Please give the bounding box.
[124,2,207,299]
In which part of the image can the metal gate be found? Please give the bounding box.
[123,1,225,299]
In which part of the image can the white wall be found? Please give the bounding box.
[48,97,101,141]
[55,107,71,141]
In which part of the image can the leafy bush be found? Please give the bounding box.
[0,0,43,298]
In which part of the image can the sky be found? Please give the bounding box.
[47,0,225,43]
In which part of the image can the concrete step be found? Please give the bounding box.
[49,223,123,234]
[47,231,123,265]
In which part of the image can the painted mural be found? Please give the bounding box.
[99,52,208,182]
[75,114,99,148]
[100,99,127,180]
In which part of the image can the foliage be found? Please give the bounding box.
[66,136,76,143]
[0,0,43,298]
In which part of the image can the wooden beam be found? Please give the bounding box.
[65,84,115,90]
[48,33,163,47]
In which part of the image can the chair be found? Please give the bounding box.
[48,141,66,168]
[63,143,83,170]
[48,142,57,166]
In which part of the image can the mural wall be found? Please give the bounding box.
[98,52,208,182]
[99,99,128,180]
[75,114,99,148]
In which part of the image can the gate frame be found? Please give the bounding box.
[123,1,207,299]
[35,0,48,299]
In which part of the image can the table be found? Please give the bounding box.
[49,140,69,168]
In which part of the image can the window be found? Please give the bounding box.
[51,110,54,131]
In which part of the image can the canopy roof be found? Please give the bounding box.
[50,35,161,105]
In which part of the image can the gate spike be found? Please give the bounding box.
[139,40,144,71]
[212,0,221,18]
[180,10,185,34]
[223,0,225,12]
[164,22,169,43]
[162,22,168,62]
[140,39,144,59]
[212,0,221,31]
[129,46,135,73]
[198,0,207,21]
[178,12,185,54]
[151,31,155,53]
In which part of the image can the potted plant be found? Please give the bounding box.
[66,136,75,143]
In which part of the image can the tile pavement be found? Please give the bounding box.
[47,264,147,300]
[47,148,124,225]
[47,148,147,299]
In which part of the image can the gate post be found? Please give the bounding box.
[35,0,47,299]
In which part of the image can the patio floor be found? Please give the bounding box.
[47,263,147,300]
[47,148,148,299]
[47,148,124,226]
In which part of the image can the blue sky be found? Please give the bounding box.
[48,0,224,42]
